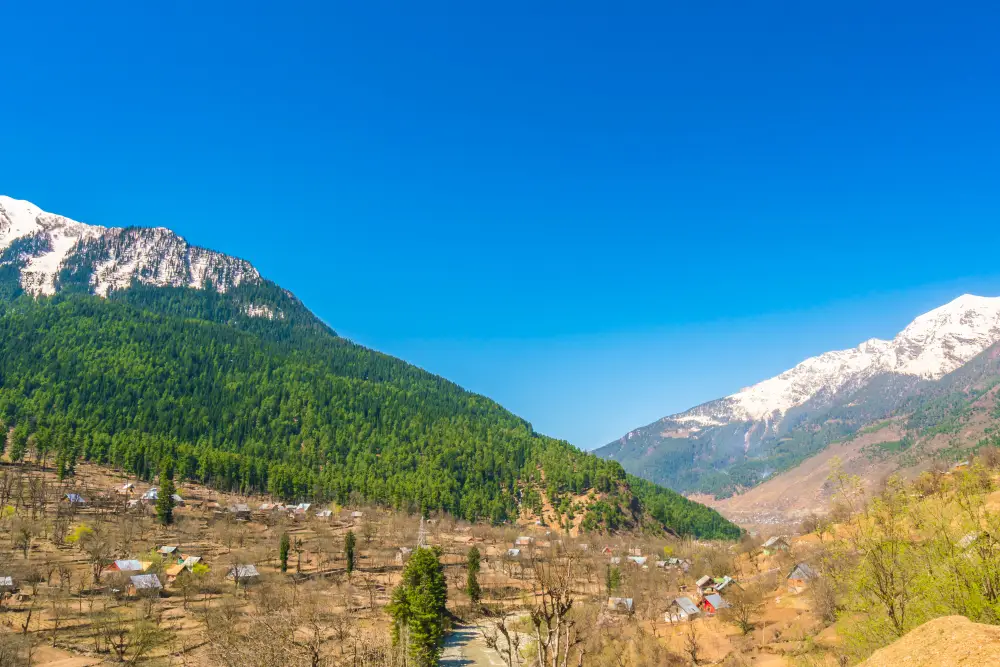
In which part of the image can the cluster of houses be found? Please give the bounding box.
[101,545,260,597]
[114,483,363,526]
[663,573,738,621]
[252,503,363,522]
[664,562,819,623]
[104,483,188,510]
[604,548,692,615]
[605,546,691,573]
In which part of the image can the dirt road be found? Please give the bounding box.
[441,624,504,667]
[442,617,531,667]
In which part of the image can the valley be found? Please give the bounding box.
[5,195,1000,665]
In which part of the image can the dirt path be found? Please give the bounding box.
[442,618,532,667]
[441,625,501,667]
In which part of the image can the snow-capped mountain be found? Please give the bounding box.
[598,295,1000,494]
[675,294,1000,430]
[0,195,261,298]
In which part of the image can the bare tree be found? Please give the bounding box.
[82,527,114,584]
[528,553,585,667]
[11,522,34,560]
[482,606,524,667]
[721,585,763,635]
[99,610,164,665]
[683,621,700,666]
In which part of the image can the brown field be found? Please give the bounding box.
[0,458,841,666]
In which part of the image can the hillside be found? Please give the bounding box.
[0,195,739,539]
[598,295,1000,499]
[858,616,1000,667]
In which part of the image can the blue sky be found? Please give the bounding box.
[3,1,1000,448]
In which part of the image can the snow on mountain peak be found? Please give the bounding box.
[0,195,261,298]
[670,295,1000,425]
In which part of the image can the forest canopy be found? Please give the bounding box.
[0,288,740,539]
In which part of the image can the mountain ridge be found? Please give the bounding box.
[598,294,1000,497]
[1,194,261,300]
[0,194,740,539]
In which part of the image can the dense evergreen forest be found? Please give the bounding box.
[0,285,740,539]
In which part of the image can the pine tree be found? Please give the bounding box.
[345,530,356,575]
[279,532,290,573]
[466,546,482,605]
[157,457,176,526]
[9,425,28,464]
[606,564,621,596]
[388,547,447,667]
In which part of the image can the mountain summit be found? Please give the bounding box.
[598,295,1000,496]
[0,195,259,299]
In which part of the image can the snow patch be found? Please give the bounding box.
[1,195,261,297]
[243,303,283,320]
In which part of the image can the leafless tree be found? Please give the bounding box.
[81,527,114,584]
[98,610,164,665]
[683,621,700,665]
[528,553,585,667]
[482,607,525,667]
[721,585,763,635]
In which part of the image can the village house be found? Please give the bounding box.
[763,535,790,555]
[351,511,364,520]
[514,536,534,547]
[699,593,729,615]
[786,563,818,593]
[714,576,737,593]
[626,555,648,567]
[0,576,15,595]
[64,493,86,506]
[667,557,691,571]
[109,559,146,574]
[628,547,642,557]
[609,556,622,565]
[142,488,185,506]
[164,563,187,583]
[396,547,412,565]
[506,548,521,558]
[228,503,251,520]
[128,574,162,597]
[695,575,713,594]
[316,509,333,519]
[227,564,260,588]
[665,596,699,623]
[607,597,634,614]
[157,545,181,559]
[181,556,202,571]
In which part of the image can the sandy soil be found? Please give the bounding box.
[860,615,1000,666]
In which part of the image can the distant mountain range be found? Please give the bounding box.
[597,295,1000,497]
[0,194,740,539]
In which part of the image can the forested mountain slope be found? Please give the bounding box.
[0,196,739,539]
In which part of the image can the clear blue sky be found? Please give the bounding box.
[3,1,1000,449]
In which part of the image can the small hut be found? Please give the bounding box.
[665,597,699,623]
[128,574,162,597]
